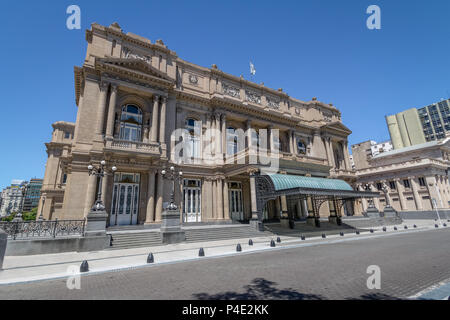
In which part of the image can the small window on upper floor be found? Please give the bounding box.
[403,179,411,189]
[389,181,396,190]
[418,177,426,187]
[62,174,67,184]
[376,183,383,190]
[64,131,71,139]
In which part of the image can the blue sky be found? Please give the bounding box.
[0,0,449,189]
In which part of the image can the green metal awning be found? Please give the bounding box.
[268,174,353,192]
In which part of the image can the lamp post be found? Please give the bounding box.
[161,165,183,210]
[87,160,117,212]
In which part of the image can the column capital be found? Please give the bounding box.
[161,96,167,103]
[111,84,118,93]
[99,81,109,91]
[153,95,160,102]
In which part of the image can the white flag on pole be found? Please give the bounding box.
[250,61,256,75]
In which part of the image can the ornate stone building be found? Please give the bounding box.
[38,22,362,227]
[355,139,450,216]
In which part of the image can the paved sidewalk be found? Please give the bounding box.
[0,219,445,285]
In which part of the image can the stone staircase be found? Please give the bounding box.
[342,216,402,229]
[184,226,267,243]
[108,231,162,250]
[264,221,360,238]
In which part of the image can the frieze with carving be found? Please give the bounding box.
[245,90,261,104]
[267,97,280,109]
[222,83,241,98]
[123,47,152,64]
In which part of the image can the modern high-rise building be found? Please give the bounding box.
[23,178,43,212]
[386,98,450,149]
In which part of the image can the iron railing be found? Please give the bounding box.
[0,219,86,240]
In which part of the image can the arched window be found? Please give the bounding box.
[297,140,307,154]
[185,118,200,158]
[119,105,142,141]
[226,127,238,155]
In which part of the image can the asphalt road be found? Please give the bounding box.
[1,228,450,300]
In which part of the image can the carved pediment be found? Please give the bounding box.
[321,121,352,134]
[96,58,175,84]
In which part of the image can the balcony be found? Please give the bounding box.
[104,138,164,157]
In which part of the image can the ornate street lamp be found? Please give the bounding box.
[161,165,183,211]
[88,160,117,212]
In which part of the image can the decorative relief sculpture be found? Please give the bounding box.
[123,47,152,64]
[245,90,261,104]
[323,112,332,122]
[266,97,280,109]
[222,83,240,98]
[188,74,198,85]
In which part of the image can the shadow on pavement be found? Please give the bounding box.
[346,292,402,300]
[192,278,324,300]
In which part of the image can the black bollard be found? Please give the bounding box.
[413,225,417,228]
[356,230,360,235]
[236,244,242,252]
[370,229,374,233]
[276,237,281,243]
[444,223,447,227]
[248,239,253,246]
[322,233,326,238]
[199,248,205,257]
[80,260,89,273]
[404,225,408,229]
[147,253,154,264]
[382,227,387,232]
[301,235,306,240]
[394,226,398,231]
[435,224,439,228]
[340,232,344,237]
[270,239,276,247]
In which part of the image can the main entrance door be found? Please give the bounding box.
[110,173,140,226]
[183,179,202,223]
[228,182,244,221]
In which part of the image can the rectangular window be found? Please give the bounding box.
[403,179,410,188]
[64,131,70,139]
[376,183,382,190]
[389,181,396,190]
[418,177,426,187]
[62,174,67,184]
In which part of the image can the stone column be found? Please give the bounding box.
[145,170,156,224]
[249,174,258,220]
[325,137,335,168]
[150,95,160,142]
[155,172,164,222]
[275,197,281,219]
[211,179,217,219]
[96,82,109,136]
[105,84,118,139]
[302,199,309,217]
[343,141,351,170]
[84,174,97,218]
[370,183,381,210]
[217,178,224,219]
[395,179,407,211]
[215,113,222,156]
[410,177,423,210]
[211,114,217,155]
[221,114,227,157]
[437,175,448,207]
[223,179,229,220]
[159,97,167,143]
[280,196,288,217]
[289,130,295,154]
[296,199,302,218]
